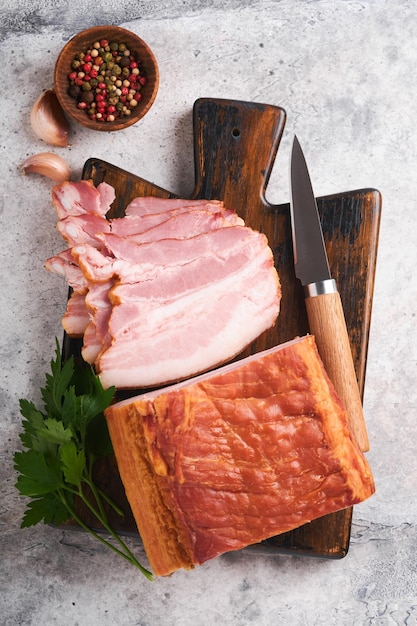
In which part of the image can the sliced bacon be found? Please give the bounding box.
[112,202,242,236]
[81,322,102,365]
[109,232,274,305]
[110,212,174,237]
[45,249,88,294]
[97,233,279,388]
[100,225,263,265]
[81,281,115,362]
[63,207,245,285]
[124,196,224,217]
[62,291,90,337]
[72,225,272,290]
[120,210,243,246]
[52,179,115,219]
[57,213,111,247]
[110,208,243,241]
[70,245,125,284]
[46,182,281,389]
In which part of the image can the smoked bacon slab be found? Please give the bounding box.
[105,335,375,577]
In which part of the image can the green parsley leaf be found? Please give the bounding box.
[60,384,78,428]
[18,400,45,450]
[41,342,74,420]
[38,418,73,446]
[60,441,85,488]
[13,338,153,579]
[20,492,71,528]
[14,449,63,496]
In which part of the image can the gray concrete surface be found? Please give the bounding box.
[1,1,417,624]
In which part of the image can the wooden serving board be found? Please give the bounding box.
[64,98,381,559]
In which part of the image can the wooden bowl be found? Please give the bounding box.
[54,26,159,131]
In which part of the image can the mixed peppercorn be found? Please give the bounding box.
[67,39,148,123]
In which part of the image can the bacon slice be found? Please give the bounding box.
[112,209,243,245]
[105,335,375,577]
[81,281,115,363]
[57,213,111,247]
[111,206,243,238]
[45,249,88,294]
[73,224,266,281]
[125,196,224,216]
[100,224,264,268]
[81,322,103,365]
[52,179,115,219]
[62,291,90,337]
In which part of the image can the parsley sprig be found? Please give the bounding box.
[14,339,153,581]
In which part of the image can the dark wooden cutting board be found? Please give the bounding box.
[64,98,381,559]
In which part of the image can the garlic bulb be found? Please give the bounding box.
[22,152,71,182]
[30,89,70,147]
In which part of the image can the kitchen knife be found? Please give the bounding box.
[289,135,369,452]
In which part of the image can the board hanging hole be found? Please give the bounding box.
[232,128,240,138]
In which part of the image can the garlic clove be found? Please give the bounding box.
[30,89,70,147]
[22,152,71,182]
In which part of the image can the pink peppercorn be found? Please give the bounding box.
[67,39,148,123]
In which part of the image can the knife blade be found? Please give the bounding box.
[289,135,369,452]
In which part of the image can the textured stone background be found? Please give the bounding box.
[1,1,416,624]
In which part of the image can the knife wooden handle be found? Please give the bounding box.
[305,290,370,452]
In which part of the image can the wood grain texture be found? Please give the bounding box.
[306,290,369,452]
[63,98,381,559]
